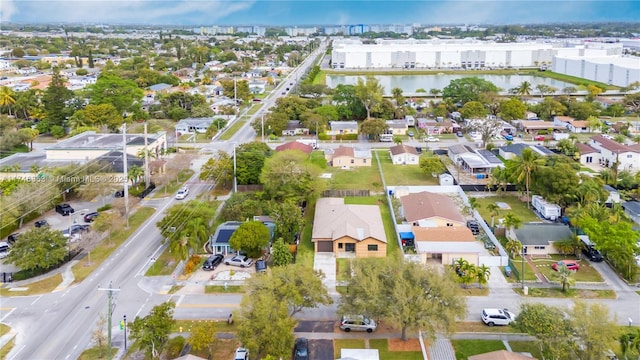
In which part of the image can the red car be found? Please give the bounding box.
[534,135,546,141]
[552,260,579,271]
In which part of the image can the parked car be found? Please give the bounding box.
[202,254,224,271]
[534,135,546,141]
[175,187,189,200]
[0,241,10,259]
[69,224,90,233]
[293,338,309,360]
[456,131,464,137]
[339,315,377,333]
[551,260,579,271]
[234,347,249,360]
[35,220,49,228]
[84,212,99,223]
[424,136,440,142]
[408,131,414,137]
[7,233,20,245]
[255,259,267,273]
[55,204,75,216]
[481,308,516,326]
[224,255,253,268]
[466,220,480,235]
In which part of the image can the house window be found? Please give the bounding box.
[363,159,367,164]
[628,154,633,159]
[586,156,593,163]
[345,243,355,252]
[350,159,355,164]
[338,243,343,249]
[367,244,378,251]
[534,246,546,250]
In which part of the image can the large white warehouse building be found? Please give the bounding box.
[552,56,640,87]
[331,39,623,71]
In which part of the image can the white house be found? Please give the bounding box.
[385,120,408,135]
[553,116,592,133]
[327,121,358,136]
[16,67,37,75]
[589,135,639,171]
[389,144,420,165]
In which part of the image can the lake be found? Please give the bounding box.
[325,74,574,95]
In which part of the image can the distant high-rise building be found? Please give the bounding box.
[285,26,318,36]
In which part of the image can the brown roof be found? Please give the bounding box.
[518,121,564,130]
[555,116,575,122]
[333,146,355,158]
[591,135,636,154]
[469,350,537,360]
[412,226,475,242]
[576,143,598,154]
[629,143,640,152]
[275,141,313,154]
[400,191,465,223]
[389,144,419,156]
[569,120,589,128]
[312,198,386,243]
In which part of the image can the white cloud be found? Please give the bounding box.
[0,0,18,22]
[6,0,255,24]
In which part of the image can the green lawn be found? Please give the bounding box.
[296,199,316,268]
[506,256,540,282]
[219,119,248,141]
[369,339,423,360]
[515,287,616,299]
[153,169,195,198]
[344,196,400,255]
[334,339,366,359]
[455,322,523,334]
[451,339,506,360]
[204,285,245,294]
[508,341,543,359]
[0,274,62,297]
[323,165,384,191]
[71,207,156,283]
[471,194,539,224]
[145,247,178,276]
[532,255,604,282]
[336,258,351,281]
[375,150,438,186]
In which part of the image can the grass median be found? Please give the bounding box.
[0,273,63,297]
[71,207,156,284]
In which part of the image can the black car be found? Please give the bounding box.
[255,259,267,273]
[55,204,75,216]
[293,338,309,360]
[202,254,224,271]
[7,233,20,245]
[84,212,99,223]
[467,220,480,235]
[35,220,49,228]
[69,224,90,233]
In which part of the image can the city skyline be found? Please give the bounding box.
[1,0,639,27]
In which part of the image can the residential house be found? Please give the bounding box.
[248,80,267,94]
[325,146,372,168]
[405,115,416,127]
[576,143,599,166]
[207,220,275,255]
[589,135,639,171]
[327,121,358,136]
[389,144,420,165]
[399,191,466,227]
[525,111,538,119]
[498,143,553,160]
[417,118,457,135]
[513,223,574,256]
[281,120,309,136]
[513,120,565,133]
[149,83,173,93]
[311,197,386,257]
[275,141,314,155]
[448,145,504,175]
[385,120,408,135]
[412,226,484,266]
[44,131,167,161]
[16,67,37,75]
[554,116,592,133]
[175,116,235,136]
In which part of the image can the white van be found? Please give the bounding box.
[339,315,377,333]
[0,241,11,259]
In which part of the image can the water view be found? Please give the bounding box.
[325,74,575,95]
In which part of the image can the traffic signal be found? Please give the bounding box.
[120,320,124,330]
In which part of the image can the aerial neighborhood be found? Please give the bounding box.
[0,18,640,360]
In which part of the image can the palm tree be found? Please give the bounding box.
[502,213,522,240]
[516,81,532,96]
[487,203,500,228]
[0,86,16,116]
[182,217,210,249]
[505,239,523,259]
[619,328,640,359]
[476,265,491,288]
[128,165,144,186]
[553,265,576,292]
[391,87,404,107]
[466,197,479,216]
[509,148,545,208]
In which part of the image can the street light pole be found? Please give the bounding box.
[521,247,526,289]
[233,143,237,193]
[123,314,127,351]
[261,114,264,143]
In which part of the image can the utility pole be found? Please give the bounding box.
[98,282,120,360]
[123,314,127,351]
[261,114,265,142]
[122,124,130,228]
[143,122,150,187]
[233,143,237,193]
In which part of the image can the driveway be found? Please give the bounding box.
[313,253,336,294]
[309,339,333,360]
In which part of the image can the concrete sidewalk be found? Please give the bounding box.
[52,260,79,292]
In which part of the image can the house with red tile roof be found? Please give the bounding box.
[589,135,639,171]
[575,143,599,166]
[275,141,314,155]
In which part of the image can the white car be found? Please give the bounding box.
[481,308,516,326]
[225,255,253,268]
[424,136,440,142]
[175,187,189,200]
[234,347,249,360]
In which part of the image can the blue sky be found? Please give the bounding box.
[1,1,639,26]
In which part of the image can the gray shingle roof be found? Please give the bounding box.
[515,224,574,246]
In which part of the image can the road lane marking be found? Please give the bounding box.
[175,295,185,306]
[177,303,240,308]
[7,345,24,360]
[0,307,15,322]
[30,296,42,306]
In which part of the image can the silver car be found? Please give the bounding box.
[225,255,253,268]
[339,315,377,333]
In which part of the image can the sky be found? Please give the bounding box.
[1,0,639,26]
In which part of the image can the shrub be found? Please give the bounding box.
[184,255,202,275]
[75,68,88,76]
[336,133,358,141]
[317,133,330,141]
[164,336,186,359]
[97,204,112,212]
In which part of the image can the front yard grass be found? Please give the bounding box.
[375,150,438,186]
[451,339,506,360]
[455,322,523,334]
[369,339,423,360]
[336,258,351,281]
[145,247,177,276]
[458,287,490,296]
[514,287,616,298]
[470,194,539,223]
[0,324,9,337]
[532,255,604,282]
[0,273,62,297]
[334,339,366,358]
[296,199,316,269]
[505,256,540,282]
[72,207,156,284]
[508,341,543,359]
[323,165,383,191]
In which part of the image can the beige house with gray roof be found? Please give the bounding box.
[312,198,386,257]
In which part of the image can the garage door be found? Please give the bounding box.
[316,241,333,252]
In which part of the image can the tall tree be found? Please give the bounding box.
[129,301,176,359]
[5,227,67,272]
[516,81,532,96]
[359,118,388,141]
[570,301,619,360]
[260,150,323,204]
[270,238,294,266]
[340,256,466,341]
[553,265,576,292]
[188,321,216,357]
[516,303,574,360]
[89,73,143,114]
[506,147,546,208]
[442,77,498,105]
[199,150,233,189]
[229,220,271,258]
[354,76,384,119]
[391,87,404,106]
[267,200,304,244]
[460,100,487,119]
[502,213,522,240]
[486,203,500,228]
[0,86,16,116]
[43,67,72,127]
[236,141,272,185]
